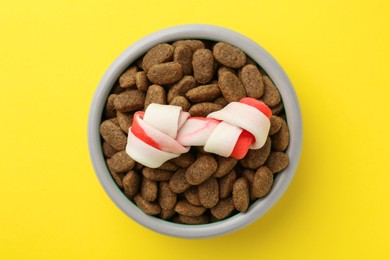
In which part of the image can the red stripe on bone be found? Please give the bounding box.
[130,111,161,150]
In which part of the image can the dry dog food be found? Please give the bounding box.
[99,39,290,224]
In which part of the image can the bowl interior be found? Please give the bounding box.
[88,24,302,238]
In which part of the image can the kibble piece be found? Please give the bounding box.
[218,66,235,78]
[178,214,208,225]
[213,156,238,178]
[173,43,193,75]
[134,162,144,171]
[240,64,264,98]
[144,84,166,109]
[169,96,191,111]
[242,169,256,200]
[213,97,229,107]
[106,151,135,173]
[157,161,179,171]
[186,84,221,103]
[271,102,284,115]
[211,197,235,220]
[219,170,237,199]
[174,200,207,217]
[239,137,271,169]
[100,120,127,150]
[169,168,190,193]
[171,153,196,168]
[142,167,173,181]
[104,94,117,118]
[218,71,246,102]
[172,40,205,51]
[116,111,133,133]
[141,178,158,201]
[167,76,197,103]
[111,83,126,94]
[114,90,145,112]
[188,102,223,117]
[272,118,290,151]
[142,43,174,72]
[269,115,283,135]
[119,66,138,88]
[107,165,126,189]
[184,186,201,206]
[253,166,273,198]
[233,178,250,212]
[192,49,214,84]
[266,152,289,174]
[135,71,149,92]
[109,117,119,126]
[123,170,140,198]
[159,209,176,220]
[213,42,246,68]
[102,142,118,158]
[147,62,183,85]
[186,155,218,185]
[262,76,281,107]
[134,194,161,215]
[159,182,177,210]
[198,177,219,208]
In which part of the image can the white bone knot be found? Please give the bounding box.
[126,98,271,168]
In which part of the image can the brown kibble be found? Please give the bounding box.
[116,111,133,133]
[123,170,140,198]
[169,168,190,193]
[240,64,264,98]
[172,40,205,52]
[213,42,246,68]
[269,115,283,135]
[186,84,221,102]
[142,43,174,72]
[159,182,177,210]
[134,194,161,215]
[108,117,119,126]
[169,96,191,111]
[239,137,271,169]
[253,166,273,198]
[233,178,250,212]
[217,66,235,78]
[100,120,127,150]
[141,178,158,202]
[174,43,193,75]
[213,97,229,107]
[174,200,207,217]
[119,66,138,88]
[272,118,290,151]
[242,169,256,200]
[211,197,235,220]
[271,102,284,115]
[106,151,135,173]
[171,153,196,168]
[157,161,179,171]
[184,186,201,206]
[159,209,176,220]
[167,76,197,103]
[219,170,237,199]
[107,166,126,189]
[188,102,222,117]
[213,156,238,178]
[186,155,218,185]
[134,162,144,171]
[102,142,118,158]
[192,49,214,84]
[104,94,117,118]
[111,83,126,94]
[178,215,208,225]
[142,167,173,181]
[147,62,183,85]
[266,152,289,174]
[198,177,219,208]
[144,84,166,109]
[135,71,149,92]
[218,71,246,102]
[262,76,281,107]
[114,90,145,112]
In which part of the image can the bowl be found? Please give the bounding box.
[88,24,302,238]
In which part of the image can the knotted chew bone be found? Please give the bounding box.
[126,97,271,168]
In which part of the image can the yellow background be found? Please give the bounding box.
[1,0,389,259]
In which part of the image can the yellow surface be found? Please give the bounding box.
[0,0,389,259]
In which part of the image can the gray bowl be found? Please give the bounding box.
[88,24,302,239]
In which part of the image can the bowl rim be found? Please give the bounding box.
[88,24,303,239]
